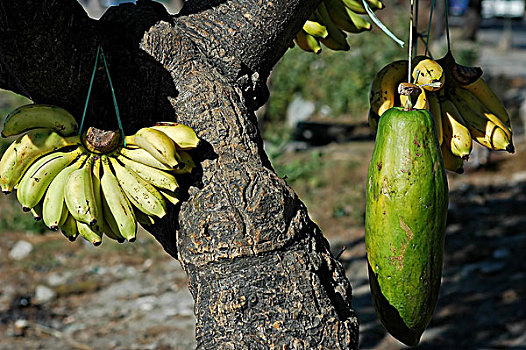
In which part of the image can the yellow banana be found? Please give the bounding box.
[125,127,180,168]
[0,129,81,193]
[174,151,196,175]
[102,217,126,243]
[159,188,180,206]
[294,30,322,53]
[75,156,104,246]
[412,58,445,91]
[399,86,428,109]
[441,98,472,159]
[302,20,329,38]
[490,125,515,153]
[134,207,155,226]
[42,153,88,230]
[59,205,69,229]
[118,146,173,171]
[438,51,482,86]
[101,170,129,244]
[30,201,43,221]
[101,156,137,242]
[325,0,371,33]
[115,154,179,191]
[16,147,83,211]
[368,109,381,134]
[449,89,513,152]
[59,213,79,242]
[64,156,99,226]
[109,157,167,218]
[364,0,385,10]
[344,8,372,33]
[315,4,350,51]
[90,155,105,236]
[341,0,369,14]
[370,60,408,117]
[455,82,511,132]
[2,104,78,137]
[441,141,464,174]
[77,220,103,246]
[427,92,443,145]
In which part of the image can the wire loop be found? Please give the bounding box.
[80,45,126,146]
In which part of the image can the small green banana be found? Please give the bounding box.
[77,220,103,246]
[294,30,322,53]
[173,151,196,175]
[302,20,329,39]
[60,213,79,242]
[90,155,105,236]
[64,156,99,226]
[17,147,83,211]
[133,207,155,226]
[315,4,350,51]
[30,201,43,221]
[102,217,127,243]
[101,156,137,241]
[159,188,180,206]
[0,129,81,193]
[118,146,174,171]
[42,153,88,230]
[152,122,200,150]
[2,104,78,137]
[109,157,167,218]
[125,127,181,168]
[115,154,179,191]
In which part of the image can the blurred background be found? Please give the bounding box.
[0,0,525,349]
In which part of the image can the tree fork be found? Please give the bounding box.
[0,0,359,348]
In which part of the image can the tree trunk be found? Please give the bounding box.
[0,0,360,348]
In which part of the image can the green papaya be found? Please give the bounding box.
[365,106,448,346]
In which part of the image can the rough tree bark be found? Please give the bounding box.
[0,0,360,348]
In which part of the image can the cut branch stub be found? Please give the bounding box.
[82,127,122,154]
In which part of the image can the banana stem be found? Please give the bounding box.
[399,83,421,111]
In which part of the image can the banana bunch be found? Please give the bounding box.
[293,0,384,53]
[369,52,514,174]
[0,103,199,245]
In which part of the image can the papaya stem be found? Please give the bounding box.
[398,83,421,111]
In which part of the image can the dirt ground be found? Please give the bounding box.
[0,136,524,350]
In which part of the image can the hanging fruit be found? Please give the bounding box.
[0,103,200,245]
[368,53,514,174]
[292,0,385,53]
[365,84,448,346]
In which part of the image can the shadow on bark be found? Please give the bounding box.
[178,0,228,15]
[148,140,218,258]
[79,1,180,133]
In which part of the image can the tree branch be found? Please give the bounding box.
[140,20,359,347]
[177,0,322,109]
